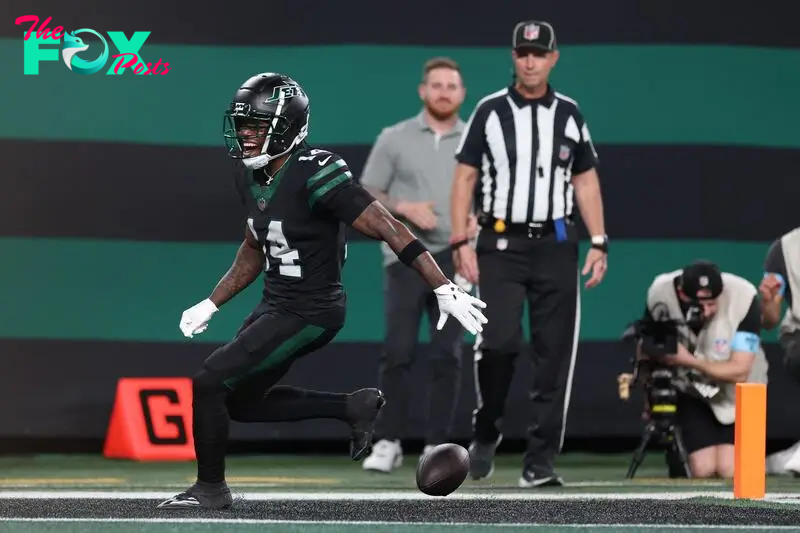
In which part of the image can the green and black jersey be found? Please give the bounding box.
[234,144,373,328]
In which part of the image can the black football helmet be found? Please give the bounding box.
[223,73,310,169]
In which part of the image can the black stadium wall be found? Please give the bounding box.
[1,0,799,453]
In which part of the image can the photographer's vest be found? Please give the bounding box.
[779,228,800,338]
[646,270,769,425]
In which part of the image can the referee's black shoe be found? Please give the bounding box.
[346,388,386,461]
[468,436,503,480]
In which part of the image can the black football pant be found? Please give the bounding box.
[472,224,580,476]
[373,250,464,446]
[191,302,345,484]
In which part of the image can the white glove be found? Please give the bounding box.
[179,298,218,338]
[434,281,487,335]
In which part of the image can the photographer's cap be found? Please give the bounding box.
[680,260,723,300]
[513,21,557,52]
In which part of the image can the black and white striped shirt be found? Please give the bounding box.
[455,84,598,223]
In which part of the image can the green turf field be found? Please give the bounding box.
[2,452,800,532]
[0,452,796,492]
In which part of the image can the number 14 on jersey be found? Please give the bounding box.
[247,218,302,278]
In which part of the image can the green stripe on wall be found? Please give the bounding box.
[2,40,799,148]
[0,238,780,343]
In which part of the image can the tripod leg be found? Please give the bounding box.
[665,441,687,478]
[627,423,656,479]
[671,425,692,478]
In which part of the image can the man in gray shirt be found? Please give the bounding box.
[359,57,475,473]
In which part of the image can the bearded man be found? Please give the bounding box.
[359,57,476,473]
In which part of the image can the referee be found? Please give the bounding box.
[449,20,609,488]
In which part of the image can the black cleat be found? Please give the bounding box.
[346,388,385,461]
[157,481,233,510]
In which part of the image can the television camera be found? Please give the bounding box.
[619,303,693,479]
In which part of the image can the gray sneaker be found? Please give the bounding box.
[468,435,502,480]
[518,468,564,488]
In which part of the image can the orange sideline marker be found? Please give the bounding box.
[103,377,195,461]
[734,382,767,499]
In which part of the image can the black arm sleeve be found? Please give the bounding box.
[314,179,375,225]
[764,238,792,307]
[571,110,599,175]
[736,295,762,335]
[454,103,490,169]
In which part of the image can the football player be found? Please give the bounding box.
[157,73,487,509]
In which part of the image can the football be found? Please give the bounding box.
[415,443,470,496]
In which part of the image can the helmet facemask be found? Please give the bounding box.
[223,106,301,170]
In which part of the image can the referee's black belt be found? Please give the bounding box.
[479,215,573,241]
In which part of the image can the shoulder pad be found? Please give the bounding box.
[295,147,346,166]
[296,148,351,187]
[295,147,338,164]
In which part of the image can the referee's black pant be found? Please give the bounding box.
[472,219,579,476]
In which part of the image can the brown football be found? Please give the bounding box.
[416,443,470,496]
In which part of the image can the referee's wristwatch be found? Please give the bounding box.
[591,234,609,254]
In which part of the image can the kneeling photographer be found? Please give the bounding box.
[634,260,768,479]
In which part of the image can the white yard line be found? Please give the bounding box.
[1,518,800,530]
